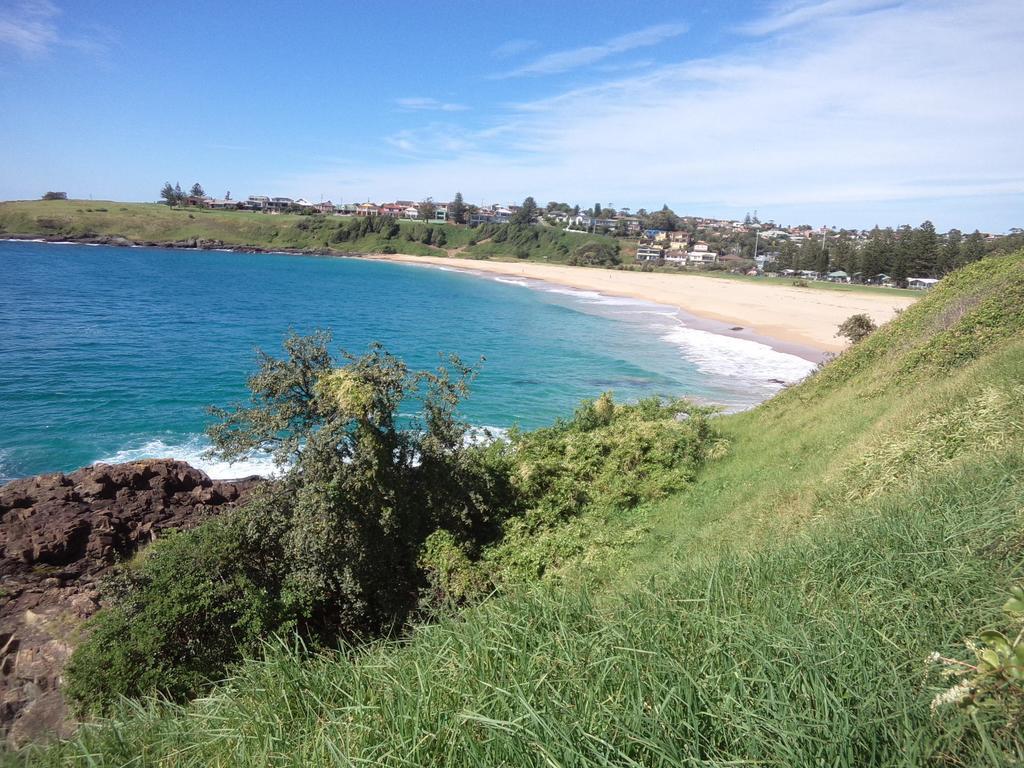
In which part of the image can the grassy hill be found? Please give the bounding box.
[0,200,618,264]
[10,252,1024,766]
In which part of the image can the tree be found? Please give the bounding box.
[160,181,180,206]
[567,241,621,266]
[41,191,67,200]
[940,229,961,274]
[593,203,602,218]
[417,197,437,221]
[961,230,985,265]
[511,196,538,226]
[908,220,939,277]
[449,192,466,224]
[190,183,205,198]
[836,313,877,344]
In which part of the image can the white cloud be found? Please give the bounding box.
[0,0,59,56]
[495,22,688,78]
[280,0,1024,230]
[0,0,110,58]
[395,97,469,113]
[741,0,898,36]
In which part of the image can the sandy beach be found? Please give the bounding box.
[371,255,918,354]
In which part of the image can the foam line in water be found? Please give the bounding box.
[96,436,285,479]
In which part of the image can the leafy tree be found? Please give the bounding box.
[417,197,437,221]
[593,203,602,218]
[41,191,67,200]
[511,196,538,226]
[189,183,205,198]
[69,332,517,711]
[961,230,985,265]
[646,205,679,232]
[836,313,877,344]
[160,181,178,206]
[449,192,466,224]
[940,229,961,273]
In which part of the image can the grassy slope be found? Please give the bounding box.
[11,254,1024,767]
[0,200,613,264]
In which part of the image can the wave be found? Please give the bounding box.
[493,277,530,287]
[660,326,816,387]
[95,436,285,479]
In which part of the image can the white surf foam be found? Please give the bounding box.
[494,277,530,287]
[96,436,285,479]
[660,326,816,387]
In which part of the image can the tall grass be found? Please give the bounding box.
[18,451,1023,767]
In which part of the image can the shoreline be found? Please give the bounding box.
[2,234,917,353]
[368,254,918,354]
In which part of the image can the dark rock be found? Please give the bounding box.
[0,459,259,746]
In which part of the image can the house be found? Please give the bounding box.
[247,195,270,211]
[469,211,493,226]
[355,202,380,217]
[404,206,420,220]
[378,203,405,217]
[908,277,940,290]
[207,198,237,210]
[432,204,448,223]
[293,198,315,209]
[826,270,850,283]
[314,201,336,214]
[686,250,719,267]
[267,197,293,212]
[635,244,665,261]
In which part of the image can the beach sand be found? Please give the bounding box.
[371,255,918,353]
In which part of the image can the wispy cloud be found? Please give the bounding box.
[395,97,469,113]
[0,0,59,56]
[281,1,1024,230]
[492,38,537,58]
[741,0,899,36]
[0,0,110,58]
[494,22,688,78]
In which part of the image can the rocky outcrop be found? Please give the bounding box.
[0,460,258,746]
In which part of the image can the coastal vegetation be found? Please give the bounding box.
[0,200,618,265]
[7,251,1024,766]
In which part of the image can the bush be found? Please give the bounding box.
[567,240,621,266]
[67,333,517,711]
[837,313,878,343]
[64,514,281,710]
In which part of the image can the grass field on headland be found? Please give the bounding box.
[12,252,1024,766]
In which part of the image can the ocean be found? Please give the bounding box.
[0,240,816,482]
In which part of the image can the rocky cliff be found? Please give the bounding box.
[0,459,257,746]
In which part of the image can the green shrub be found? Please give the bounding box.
[64,514,281,711]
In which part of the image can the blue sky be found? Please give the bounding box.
[1,0,1021,231]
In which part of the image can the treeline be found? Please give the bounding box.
[766,221,999,280]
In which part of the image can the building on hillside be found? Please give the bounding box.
[314,201,336,214]
[266,197,293,212]
[378,203,405,217]
[355,202,380,217]
[635,244,665,261]
[686,250,719,267]
[247,195,270,211]
[403,206,420,219]
[207,198,236,210]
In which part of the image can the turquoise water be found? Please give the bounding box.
[0,240,814,482]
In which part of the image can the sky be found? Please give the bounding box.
[0,0,1021,232]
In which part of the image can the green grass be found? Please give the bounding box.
[0,200,615,265]
[8,252,1024,766]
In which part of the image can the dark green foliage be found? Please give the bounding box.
[567,240,620,266]
[836,313,877,343]
[63,514,281,710]
[40,191,67,200]
[66,333,517,711]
